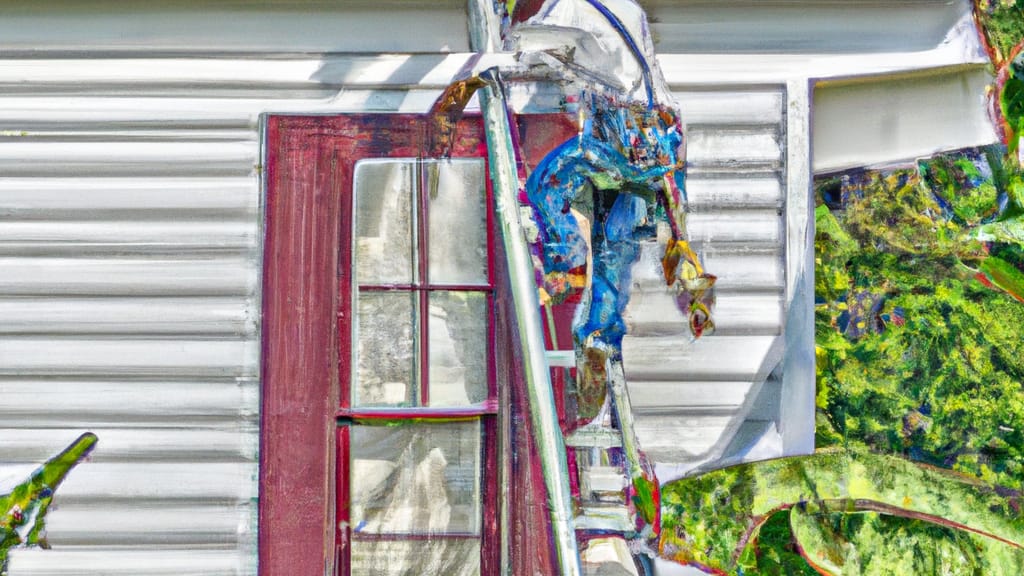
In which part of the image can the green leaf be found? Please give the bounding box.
[977,215,1024,245]
[659,449,1024,574]
[749,510,819,575]
[1,433,97,573]
[790,508,1024,576]
[979,256,1024,302]
[815,204,858,256]
[1004,54,1024,155]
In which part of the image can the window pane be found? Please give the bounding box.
[355,159,416,284]
[349,539,480,576]
[426,159,488,285]
[428,291,489,407]
[355,291,417,407]
[350,420,481,535]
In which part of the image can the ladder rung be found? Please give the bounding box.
[584,466,628,493]
[581,537,640,576]
[545,349,575,368]
[566,427,623,449]
[575,505,634,533]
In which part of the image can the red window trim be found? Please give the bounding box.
[337,402,499,420]
[261,114,498,576]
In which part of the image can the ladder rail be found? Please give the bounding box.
[477,67,585,576]
[609,361,646,490]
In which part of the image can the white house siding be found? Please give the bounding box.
[0,60,274,575]
[0,1,470,54]
[646,0,970,55]
[813,67,998,173]
[621,84,792,477]
[0,54,791,570]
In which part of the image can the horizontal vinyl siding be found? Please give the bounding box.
[0,54,264,571]
[622,86,788,472]
[0,1,469,54]
[813,66,997,172]
[645,0,968,55]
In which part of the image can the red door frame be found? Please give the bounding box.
[261,114,343,576]
[260,114,497,576]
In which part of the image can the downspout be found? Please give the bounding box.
[477,67,584,576]
[467,4,584,575]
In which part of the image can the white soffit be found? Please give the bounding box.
[812,66,998,173]
[643,0,969,55]
[650,0,988,85]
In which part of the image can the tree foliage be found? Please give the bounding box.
[975,0,1024,65]
[815,149,1024,491]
